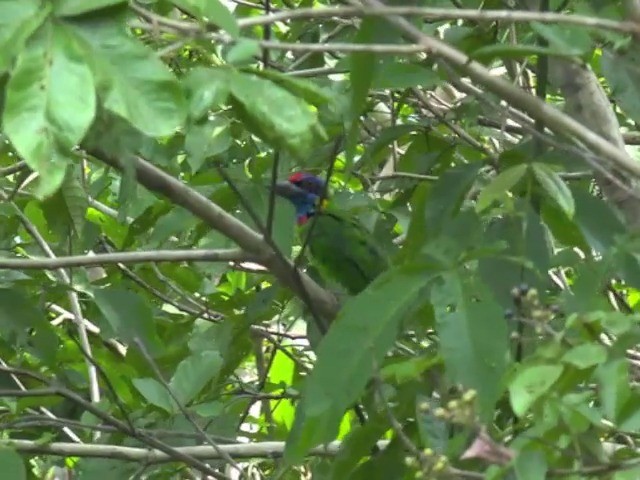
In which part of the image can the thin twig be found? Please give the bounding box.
[0,248,256,270]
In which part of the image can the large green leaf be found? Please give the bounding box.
[0,0,49,72]
[132,377,175,413]
[476,164,528,212]
[371,61,441,90]
[602,49,640,125]
[284,267,434,463]
[432,272,509,420]
[172,0,239,38]
[69,14,186,137]
[185,117,232,172]
[183,67,231,121]
[532,163,575,218]
[54,0,127,16]
[3,22,95,197]
[229,70,325,158]
[94,287,163,355]
[0,288,58,364]
[530,22,593,56]
[169,350,223,406]
[348,17,379,119]
[572,187,626,253]
[509,364,563,417]
[0,449,25,480]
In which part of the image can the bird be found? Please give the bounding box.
[273,172,390,295]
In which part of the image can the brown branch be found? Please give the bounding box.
[84,149,339,321]
[359,0,640,180]
[0,249,255,270]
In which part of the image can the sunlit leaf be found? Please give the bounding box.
[509,365,563,417]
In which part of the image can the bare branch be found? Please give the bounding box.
[0,248,256,270]
[84,149,339,321]
[359,0,640,181]
[0,438,390,461]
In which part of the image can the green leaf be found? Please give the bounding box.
[562,343,607,369]
[192,401,224,417]
[284,267,433,463]
[532,163,575,218]
[348,17,379,119]
[70,15,186,137]
[358,125,425,171]
[602,49,640,125]
[422,162,480,242]
[572,187,625,252]
[514,447,547,480]
[0,449,26,480]
[229,71,325,158]
[0,288,50,331]
[61,166,88,236]
[185,117,232,172]
[225,38,260,65]
[132,378,175,413]
[476,164,528,212]
[94,287,162,355]
[172,0,239,38]
[371,61,441,90]
[248,69,335,108]
[530,22,593,56]
[169,350,223,406]
[509,365,563,417]
[3,22,95,197]
[0,0,50,72]
[417,400,449,457]
[184,67,231,121]
[433,273,508,420]
[596,359,631,422]
[614,466,640,480]
[54,0,127,16]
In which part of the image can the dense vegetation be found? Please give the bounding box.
[1,0,640,478]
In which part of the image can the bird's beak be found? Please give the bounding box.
[272,181,304,199]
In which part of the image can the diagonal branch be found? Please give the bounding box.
[84,148,339,321]
[359,0,640,182]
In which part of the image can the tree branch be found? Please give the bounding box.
[0,249,256,270]
[84,149,339,321]
[0,438,390,462]
[359,0,640,181]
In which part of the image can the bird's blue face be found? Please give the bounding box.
[275,172,325,224]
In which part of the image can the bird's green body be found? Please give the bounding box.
[273,171,390,295]
[301,207,389,295]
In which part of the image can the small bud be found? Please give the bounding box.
[433,456,448,471]
[531,309,548,322]
[462,389,477,402]
[418,401,430,413]
[405,456,417,467]
[422,448,434,457]
[518,283,530,295]
[525,288,538,302]
[447,400,459,410]
[504,309,515,320]
[434,407,449,419]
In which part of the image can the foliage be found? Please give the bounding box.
[0,0,639,478]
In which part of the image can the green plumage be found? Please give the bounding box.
[301,208,390,295]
